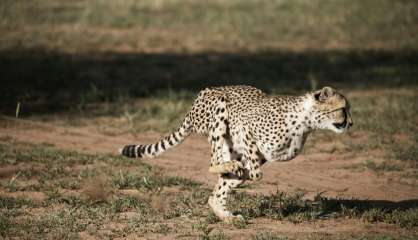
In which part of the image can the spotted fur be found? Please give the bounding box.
[120,85,353,222]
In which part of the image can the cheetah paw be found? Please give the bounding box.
[222,214,245,224]
[249,170,263,181]
[208,197,244,223]
[208,160,244,177]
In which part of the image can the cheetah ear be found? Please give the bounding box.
[314,87,334,102]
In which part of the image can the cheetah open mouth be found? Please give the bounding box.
[333,118,347,129]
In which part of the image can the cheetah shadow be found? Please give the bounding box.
[1,47,417,115]
[229,191,418,224]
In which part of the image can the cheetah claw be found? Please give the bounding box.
[248,170,263,181]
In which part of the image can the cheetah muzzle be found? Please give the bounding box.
[119,85,353,222]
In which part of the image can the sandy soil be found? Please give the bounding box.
[1,116,417,238]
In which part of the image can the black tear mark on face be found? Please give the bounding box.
[314,91,321,101]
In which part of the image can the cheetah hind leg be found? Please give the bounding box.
[210,140,245,177]
[207,97,245,177]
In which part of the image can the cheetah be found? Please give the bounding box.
[119,85,353,222]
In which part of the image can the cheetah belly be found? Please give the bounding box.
[259,134,306,162]
[258,144,290,162]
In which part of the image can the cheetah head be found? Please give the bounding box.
[310,86,353,134]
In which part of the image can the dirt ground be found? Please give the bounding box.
[1,115,417,239]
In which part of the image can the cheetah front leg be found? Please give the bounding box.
[242,129,263,181]
[208,174,244,222]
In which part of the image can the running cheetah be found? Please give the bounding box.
[120,85,353,222]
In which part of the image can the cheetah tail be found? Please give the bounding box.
[119,117,192,159]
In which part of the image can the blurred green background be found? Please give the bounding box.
[0,0,417,114]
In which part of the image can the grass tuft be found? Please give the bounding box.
[252,232,288,240]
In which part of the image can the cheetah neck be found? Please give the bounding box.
[292,94,316,133]
[301,93,321,131]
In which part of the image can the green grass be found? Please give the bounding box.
[0,141,417,238]
[228,191,418,228]
[364,160,403,172]
[0,213,12,237]
[122,90,194,132]
[341,159,407,174]
[193,220,231,240]
[0,196,34,209]
[342,91,418,169]
[200,231,230,240]
[357,236,417,240]
[350,93,417,136]
[393,144,418,165]
[0,141,211,238]
[252,232,288,240]
[1,0,418,50]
